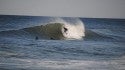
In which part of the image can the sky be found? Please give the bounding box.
[0,0,125,18]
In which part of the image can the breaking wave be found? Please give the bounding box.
[0,18,85,40]
[0,17,124,41]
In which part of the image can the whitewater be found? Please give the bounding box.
[0,15,125,70]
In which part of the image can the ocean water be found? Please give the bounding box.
[0,15,125,70]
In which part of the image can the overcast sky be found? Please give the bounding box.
[0,0,125,18]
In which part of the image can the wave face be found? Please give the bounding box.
[0,15,125,70]
[23,22,85,40]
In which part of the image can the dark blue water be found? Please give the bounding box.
[0,15,125,70]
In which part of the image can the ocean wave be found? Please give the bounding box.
[0,17,85,40]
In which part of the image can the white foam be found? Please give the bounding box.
[1,56,125,70]
[62,20,85,40]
